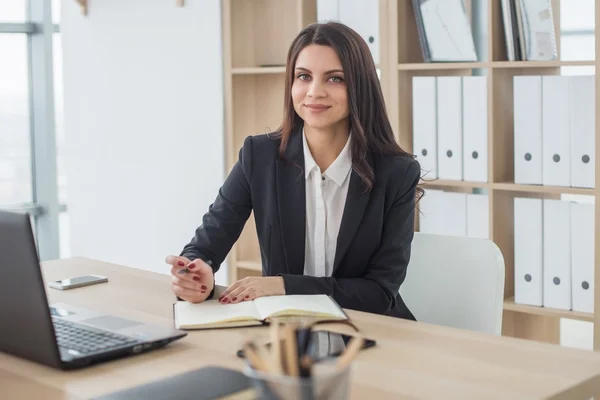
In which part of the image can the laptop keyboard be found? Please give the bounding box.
[52,317,139,355]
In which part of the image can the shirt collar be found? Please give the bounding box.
[302,127,353,188]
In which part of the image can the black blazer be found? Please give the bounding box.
[180,129,421,320]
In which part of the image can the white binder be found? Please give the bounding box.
[542,76,571,187]
[543,199,571,310]
[437,76,463,180]
[569,75,595,189]
[570,202,594,313]
[514,197,543,306]
[412,77,437,180]
[514,76,543,185]
[418,190,467,237]
[462,76,488,182]
[440,191,467,237]
[339,0,379,65]
[466,193,489,239]
[418,189,444,234]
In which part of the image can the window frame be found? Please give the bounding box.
[0,0,62,261]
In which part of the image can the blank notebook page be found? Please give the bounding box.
[254,295,346,320]
[176,300,260,325]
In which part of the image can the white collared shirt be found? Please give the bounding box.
[302,128,352,277]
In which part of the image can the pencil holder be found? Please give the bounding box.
[244,361,351,400]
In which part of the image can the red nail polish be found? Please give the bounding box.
[187,263,196,270]
[223,298,229,303]
[201,291,206,294]
[193,276,200,281]
[178,261,185,266]
[201,285,207,290]
[232,297,237,301]
[245,295,249,299]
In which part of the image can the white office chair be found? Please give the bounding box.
[399,232,506,335]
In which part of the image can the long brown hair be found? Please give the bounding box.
[273,21,422,199]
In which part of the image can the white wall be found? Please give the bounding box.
[61,0,228,284]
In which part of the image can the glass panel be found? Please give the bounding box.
[53,33,66,204]
[0,34,32,206]
[0,0,26,22]
[59,211,70,258]
[52,0,61,25]
[560,34,595,61]
[560,0,594,31]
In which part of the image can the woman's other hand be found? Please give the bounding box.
[166,255,214,303]
[219,276,285,304]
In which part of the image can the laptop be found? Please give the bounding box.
[0,210,187,370]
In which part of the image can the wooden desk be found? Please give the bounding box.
[2,257,600,400]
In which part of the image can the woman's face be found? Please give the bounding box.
[291,44,349,130]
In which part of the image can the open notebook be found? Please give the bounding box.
[173,294,348,330]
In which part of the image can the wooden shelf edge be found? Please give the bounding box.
[420,179,490,189]
[236,261,262,271]
[492,60,595,68]
[232,66,286,75]
[492,182,595,195]
[398,62,486,70]
[419,180,595,195]
[398,60,594,71]
[504,298,594,322]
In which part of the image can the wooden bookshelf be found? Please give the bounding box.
[222,0,317,282]
[222,0,599,349]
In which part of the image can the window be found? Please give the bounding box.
[560,0,595,75]
[0,34,32,206]
[0,0,26,22]
[0,0,64,261]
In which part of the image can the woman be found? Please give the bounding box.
[165,22,422,320]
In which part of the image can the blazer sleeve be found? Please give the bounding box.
[179,135,254,279]
[280,159,420,315]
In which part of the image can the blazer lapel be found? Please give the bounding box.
[333,166,371,273]
[276,130,306,275]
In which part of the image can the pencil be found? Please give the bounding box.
[244,341,271,373]
[283,324,299,376]
[336,336,364,369]
[270,322,283,374]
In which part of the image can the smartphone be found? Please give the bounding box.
[236,330,376,361]
[48,275,108,290]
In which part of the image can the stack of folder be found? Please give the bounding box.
[514,197,594,313]
[418,189,489,240]
[500,0,558,61]
[412,76,488,182]
[514,75,595,188]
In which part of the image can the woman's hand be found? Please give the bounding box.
[219,276,285,304]
[165,255,214,303]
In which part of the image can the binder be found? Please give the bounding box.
[542,76,571,187]
[412,77,437,179]
[418,189,444,235]
[462,76,488,182]
[440,191,467,237]
[542,199,571,310]
[466,193,489,239]
[514,197,543,307]
[418,190,467,237]
[570,202,594,313]
[339,0,379,65]
[514,76,543,185]
[569,75,595,189]
[437,76,463,180]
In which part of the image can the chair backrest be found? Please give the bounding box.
[399,232,506,335]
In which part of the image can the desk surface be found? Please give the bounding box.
[2,257,600,400]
